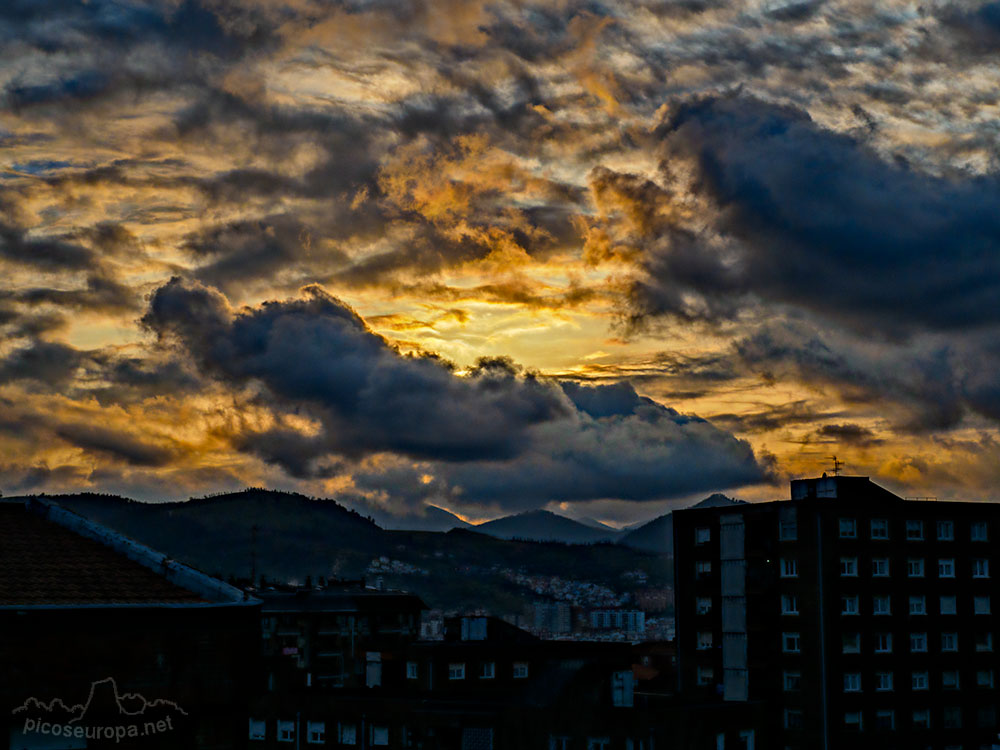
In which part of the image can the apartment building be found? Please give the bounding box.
[674,475,1000,750]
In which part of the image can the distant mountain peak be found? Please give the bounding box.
[473,509,619,544]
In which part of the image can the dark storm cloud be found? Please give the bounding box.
[0,222,95,271]
[731,321,967,433]
[938,2,1000,54]
[710,400,845,434]
[142,278,765,505]
[52,422,175,467]
[142,277,571,462]
[440,378,767,508]
[815,423,883,447]
[636,95,1000,334]
[0,341,86,387]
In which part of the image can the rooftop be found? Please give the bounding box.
[0,499,252,608]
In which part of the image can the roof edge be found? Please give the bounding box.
[27,498,258,606]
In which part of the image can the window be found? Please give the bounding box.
[550,737,570,750]
[278,720,295,743]
[338,724,357,745]
[977,632,994,652]
[872,558,889,577]
[843,673,861,692]
[696,561,712,577]
[941,632,958,652]
[910,632,927,652]
[906,520,924,540]
[307,722,325,745]
[840,518,857,538]
[842,632,860,654]
[870,518,889,539]
[448,663,466,680]
[937,520,954,540]
[697,631,713,650]
[940,595,957,615]
[780,558,798,578]
[975,595,991,614]
[781,594,799,615]
[873,595,891,616]
[909,595,926,615]
[875,710,894,730]
[972,521,989,541]
[249,719,266,741]
[783,671,801,691]
[912,671,929,690]
[874,632,892,653]
[697,666,714,685]
[406,661,418,679]
[695,527,711,545]
[587,739,610,750]
[480,662,495,679]
[696,596,713,614]
[875,671,893,691]
[943,706,962,729]
[974,558,990,578]
[611,671,634,707]
[513,662,529,678]
[783,632,801,653]
[938,558,955,578]
[779,516,797,541]
[738,730,754,750]
[841,596,859,615]
[371,726,389,747]
[912,709,930,729]
[844,711,862,730]
[907,558,925,577]
[942,670,960,690]
[840,557,857,577]
[979,706,997,728]
[784,709,804,729]
[977,669,994,687]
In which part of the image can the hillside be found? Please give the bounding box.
[473,509,618,544]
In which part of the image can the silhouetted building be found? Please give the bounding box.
[589,609,646,637]
[534,602,572,635]
[674,475,1000,750]
[259,585,426,692]
[0,497,260,750]
[249,610,656,749]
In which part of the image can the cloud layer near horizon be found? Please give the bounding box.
[2,0,1000,519]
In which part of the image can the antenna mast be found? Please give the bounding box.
[829,456,843,476]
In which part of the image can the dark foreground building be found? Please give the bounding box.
[674,475,1000,750]
[0,497,260,750]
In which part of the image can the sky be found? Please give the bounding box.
[2,0,1000,525]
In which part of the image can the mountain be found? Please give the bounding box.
[619,493,743,555]
[472,510,618,544]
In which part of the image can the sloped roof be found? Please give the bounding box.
[0,500,252,607]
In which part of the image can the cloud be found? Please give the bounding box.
[142,277,766,506]
[634,95,1000,334]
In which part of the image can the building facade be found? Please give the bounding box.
[674,475,1000,750]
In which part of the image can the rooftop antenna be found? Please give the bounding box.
[829,456,843,476]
